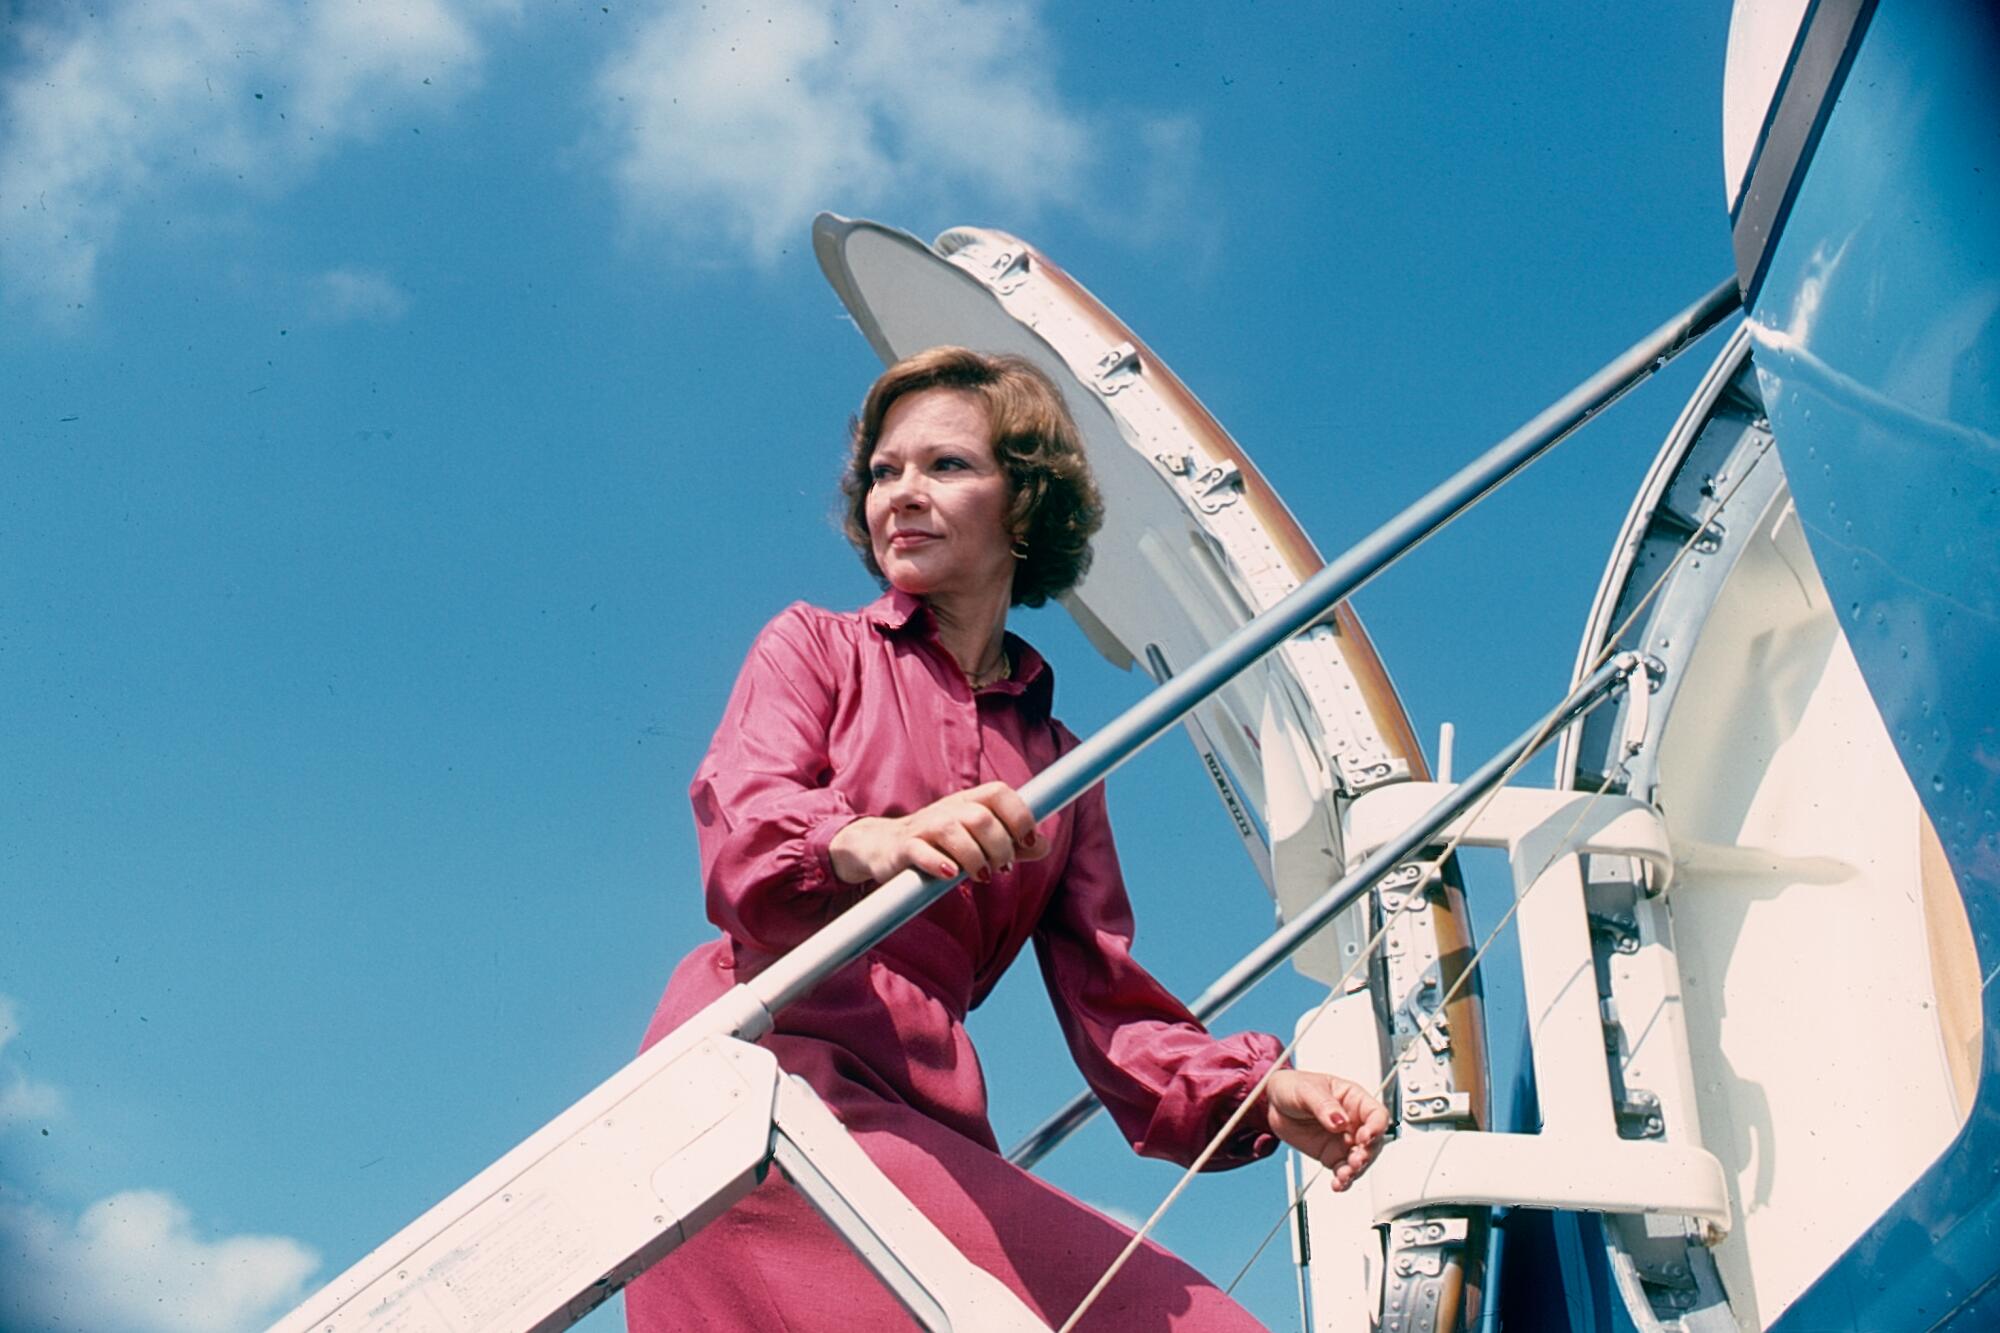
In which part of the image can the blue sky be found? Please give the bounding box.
[0,3,1735,1328]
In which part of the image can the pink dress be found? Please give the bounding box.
[626,591,1283,1331]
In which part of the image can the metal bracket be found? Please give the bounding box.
[1381,1216,1472,1333]
[1375,862,1430,914]
[1378,852,1464,1142]
[1152,450,1244,512]
[1402,1090,1475,1126]
[1339,753,1410,795]
[986,248,1032,295]
[1093,340,1142,394]
[1632,1248,1702,1306]
[1388,1216,1470,1278]
[1390,963,1454,1060]
[1412,1003,1453,1057]
[1588,910,1641,955]
[1615,1088,1666,1140]
[1653,500,1726,554]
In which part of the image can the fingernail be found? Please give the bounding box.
[939,862,958,878]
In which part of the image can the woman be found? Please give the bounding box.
[628,347,1386,1331]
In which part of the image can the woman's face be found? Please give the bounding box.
[864,388,1016,605]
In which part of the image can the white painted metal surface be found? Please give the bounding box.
[1722,0,1812,209]
[271,994,774,1333]
[1291,995,1389,1331]
[1339,783,1731,1235]
[761,1076,1052,1331]
[1652,494,1972,1328]
[272,1004,1049,1333]
[1365,1133,1730,1230]
[1344,787,1675,894]
[1540,324,1986,1330]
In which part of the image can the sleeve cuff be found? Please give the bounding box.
[1136,1030,1289,1170]
[802,811,856,893]
[1219,1050,1284,1167]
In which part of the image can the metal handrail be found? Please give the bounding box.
[742,277,1740,1027]
[1005,651,1649,1168]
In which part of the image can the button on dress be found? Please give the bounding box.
[627,591,1284,1331]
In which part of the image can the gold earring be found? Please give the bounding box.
[1010,538,1029,560]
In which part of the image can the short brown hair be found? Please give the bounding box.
[840,346,1103,609]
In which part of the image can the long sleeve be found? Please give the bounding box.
[690,605,864,952]
[1031,779,1285,1169]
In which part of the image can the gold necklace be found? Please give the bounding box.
[968,650,1010,688]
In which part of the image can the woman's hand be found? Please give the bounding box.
[1263,1070,1389,1191]
[829,781,1049,886]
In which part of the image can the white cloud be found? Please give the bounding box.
[0,995,64,1129]
[315,265,412,322]
[595,0,1096,262]
[0,997,318,1332]
[4,0,1194,313]
[1086,1197,1145,1232]
[0,1075,64,1128]
[0,1191,318,1333]
[0,0,491,320]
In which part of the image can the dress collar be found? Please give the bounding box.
[865,587,928,634]
[863,589,1053,705]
